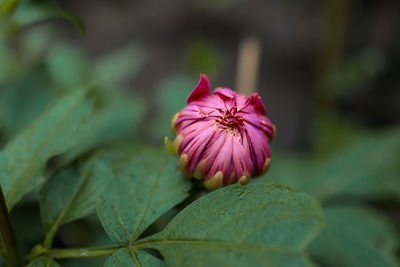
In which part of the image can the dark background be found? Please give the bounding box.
[60,0,400,151]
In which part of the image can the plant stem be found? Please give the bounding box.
[0,186,22,267]
[45,245,121,259]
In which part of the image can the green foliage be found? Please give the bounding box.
[13,0,85,33]
[46,43,91,90]
[26,256,59,267]
[0,88,93,210]
[310,206,399,267]
[137,183,325,267]
[265,127,400,202]
[40,160,112,247]
[310,110,366,155]
[60,95,146,166]
[326,47,386,99]
[105,249,165,267]
[0,0,20,16]
[185,37,221,76]
[93,44,145,88]
[1,1,399,266]
[20,24,56,62]
[0,23,19,83]
[151,74,194,139]
[0,66,57,138]
[97,148,191,244]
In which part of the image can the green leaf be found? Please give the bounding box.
[14,0,85,33]
[60,96,146,166]
[150,74,193,139]
[0,67,57,138]
[46,43,91,90]
[40,160,112,247]
[0,24,19,83]
[105,249,164,267]
[137,183,325,267]
[311,128,400,200]
[27,256,59,267]
[310,110,366,155]
[97,147,191,245]
[0,88,92,210]
[20,24,56,62]
[325,47,386,99]
[264,127,400,201]
[93,44,145,88]
[310,206,399,267]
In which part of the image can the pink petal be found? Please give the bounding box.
[207,133,233,182]
[187,74,211,104]
[249,93,266,114]
[214,88,235,99]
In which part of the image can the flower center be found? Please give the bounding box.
[216,107,244,131]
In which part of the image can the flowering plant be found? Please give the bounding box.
[166,74,275,190]
[0,1,399,267]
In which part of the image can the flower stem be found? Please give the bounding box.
[0,186,22,267]
[45,245,121,259]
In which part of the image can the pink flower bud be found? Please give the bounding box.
[165,74,275,190]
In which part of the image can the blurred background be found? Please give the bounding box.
[64,0,400,151]
[0,0,400,266]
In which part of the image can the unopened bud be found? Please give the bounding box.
[166,74,275,190]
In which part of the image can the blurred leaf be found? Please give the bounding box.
[158,75,193,115]
[14,0,84,33]
[326,47,386,99]
[185,38,221,76]
[40,160,112,235]
[0,66,57,138]
[310,206,399,267]
[310,110,366,155]
[308,127,400,201]
[138,183,325,267]
[0,88,93,210]
[26,256,59,267]
[46,42,90,90]
[60,95,146,166]
[264,127,400,201]
[105,249,164,267]
[151,74,193,139]
[259,152,313,192]
[21,24,57,61]
[0,24,18,83]
[97,147,191,245]
[93,44,145,88]
[0,0,20,16]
